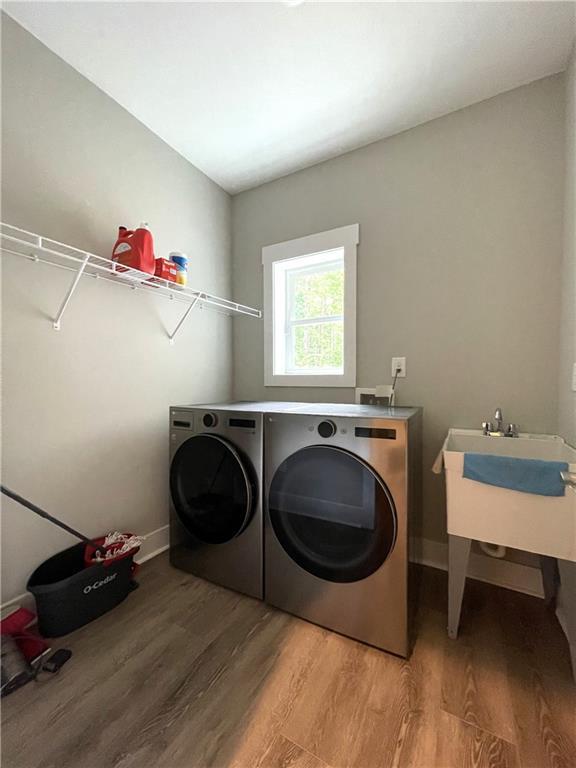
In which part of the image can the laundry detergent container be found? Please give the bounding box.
[27,543,135,637]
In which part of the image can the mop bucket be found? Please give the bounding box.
[2,486,141,638]
[27,543,137,637]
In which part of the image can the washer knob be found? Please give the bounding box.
[318,420,337,438]
[202,412,218,428]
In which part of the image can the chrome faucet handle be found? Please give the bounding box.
[505,423,519,438]
[482,421,493,436]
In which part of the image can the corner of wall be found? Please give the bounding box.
[558,45,576,445]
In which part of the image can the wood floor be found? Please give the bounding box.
[2,554,575,768]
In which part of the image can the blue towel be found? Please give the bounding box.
[463,453,568,497]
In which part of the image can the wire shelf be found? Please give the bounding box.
[1,222,261,342]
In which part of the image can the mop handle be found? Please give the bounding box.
[0,485,101,549]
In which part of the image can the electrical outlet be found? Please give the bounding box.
[391,357,406,378]
[572,363,576,393]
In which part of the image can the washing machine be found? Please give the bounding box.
[169,402,304,600]
[264,403,422,655]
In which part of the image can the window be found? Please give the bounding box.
[277,249,344,375]
[263,224,358,386]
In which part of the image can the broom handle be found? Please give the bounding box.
[1,485,101,549]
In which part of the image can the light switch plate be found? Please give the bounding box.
[572,363,576,392]
[391,357,406,378]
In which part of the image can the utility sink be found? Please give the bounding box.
[438,431,576,677]
[435,429,576,561]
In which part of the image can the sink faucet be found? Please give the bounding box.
[494,408,504,434]
[482,409,518,437]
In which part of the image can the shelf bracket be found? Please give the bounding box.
[169,295,201,345]
[53,252,90,330]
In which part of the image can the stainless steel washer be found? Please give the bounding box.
[169,402,305,600]
[264,404,422,655]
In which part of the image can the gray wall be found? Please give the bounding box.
[232,75,565,544]
[1,16,233,602]
[559,49,576,445]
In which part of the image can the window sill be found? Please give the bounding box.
[265,372,356,387]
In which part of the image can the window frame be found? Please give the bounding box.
[262,224,358,387]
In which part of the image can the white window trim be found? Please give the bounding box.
[262,224,358,387]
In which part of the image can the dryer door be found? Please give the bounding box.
[268,445,396,583]
[170,434,255,544]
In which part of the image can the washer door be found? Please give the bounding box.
[268,446,396,583]
[170,434,255,544]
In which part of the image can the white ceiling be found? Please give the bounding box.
[5,2,576,193]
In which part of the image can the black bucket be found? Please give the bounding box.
[27,543,135,637]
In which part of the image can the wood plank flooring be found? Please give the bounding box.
[2,554,575,768]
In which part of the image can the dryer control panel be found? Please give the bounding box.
[170,408,262,454]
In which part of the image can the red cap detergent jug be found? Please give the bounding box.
[112,223,155,275]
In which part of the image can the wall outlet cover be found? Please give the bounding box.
[355,387,376,404]
[391,357,406,378]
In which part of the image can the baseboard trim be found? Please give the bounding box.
[412,537,544,598]
[0,591,36,616]
[1,524,171,614]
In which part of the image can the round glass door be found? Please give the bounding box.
[268,446,396,583]
[170,434,254,544]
